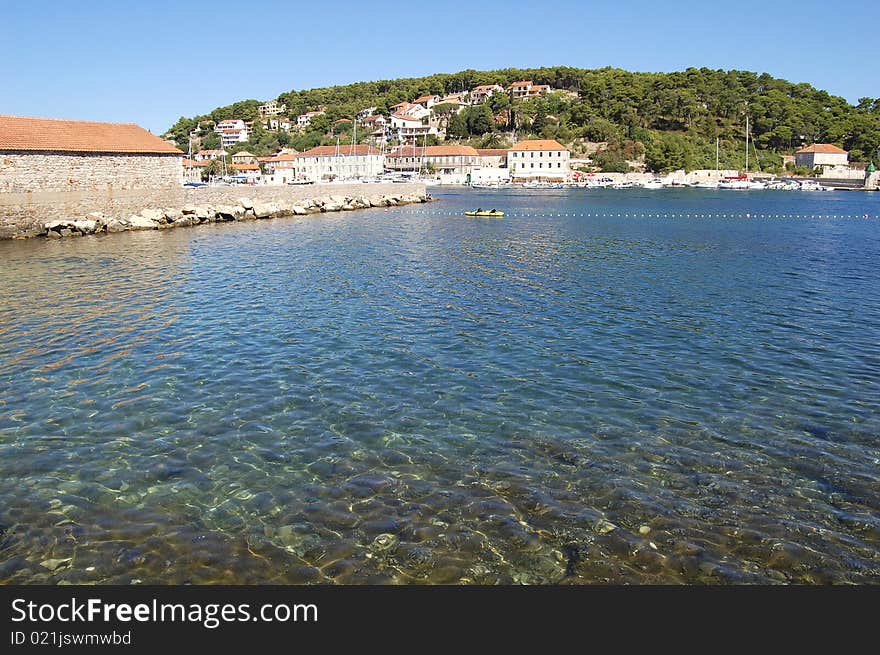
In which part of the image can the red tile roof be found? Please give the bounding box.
[298,145,380,157]
[509,139,567,152]
[231,163,260,171]
[413,95,438,103]
[796,143,848,154]
[476,149,508,156]
[0,114,183,154]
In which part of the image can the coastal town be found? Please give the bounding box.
[167,79,880,191]
[2,71,879,241]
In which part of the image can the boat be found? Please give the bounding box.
[642,179,664,189]
[465,209,505,217]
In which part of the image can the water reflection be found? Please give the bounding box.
[1,192,879,584]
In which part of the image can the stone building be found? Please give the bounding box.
[0,114,183,193]
[794,144,848,170]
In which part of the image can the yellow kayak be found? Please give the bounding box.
[465,209,504,217]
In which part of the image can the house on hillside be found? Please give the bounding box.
[0,114,183,193]
[258,100,287,117]
[507,81,551,100]
[470,84,504,104]
[296,111,325,129]
[413,95,440,109]
[214,119,248,147]
[389,113,437,143]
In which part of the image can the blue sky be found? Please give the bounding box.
[2,1,878,134]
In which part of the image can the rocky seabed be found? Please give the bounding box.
[23,192,430,239]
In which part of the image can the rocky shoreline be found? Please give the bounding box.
[18,191,430,240]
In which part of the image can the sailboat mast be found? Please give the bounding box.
[716,137,719,172]
[745,114,749,174]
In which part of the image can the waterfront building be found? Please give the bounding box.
[475,148,508,168]
[386,145,480,175]
[508,139,570,181]
[0,114,183,193]
[182,158,210,182]
[470,84,504,104]
[258,100,287,117]
[357,106,378,120]
[795,144,849,170]
[261,152,298,185]
[214,119,248,148]
[294,144,384,182]
[230,163,260,181]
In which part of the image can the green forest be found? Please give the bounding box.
[165,66,880,174]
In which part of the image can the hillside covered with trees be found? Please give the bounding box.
[165,66,880,174]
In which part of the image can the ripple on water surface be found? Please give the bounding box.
[0,189,879,584]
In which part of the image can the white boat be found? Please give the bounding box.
[642,179,664,189]
[694,181,720,189]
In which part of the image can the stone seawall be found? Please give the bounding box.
[0,152,182,194]
[0,183,428,239]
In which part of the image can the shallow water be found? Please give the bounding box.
[1,188,879,584]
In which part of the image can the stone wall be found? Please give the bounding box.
[0,152,183,193]
[0,182,427,239]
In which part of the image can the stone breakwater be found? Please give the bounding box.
[0,183,428,240]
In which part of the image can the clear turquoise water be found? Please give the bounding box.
[1,188,878,584]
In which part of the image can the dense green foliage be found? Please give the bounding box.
[166,66,880,172]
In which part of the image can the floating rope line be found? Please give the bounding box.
[397,209,874,220]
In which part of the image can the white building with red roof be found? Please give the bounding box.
[508,139,570,181]
[296,111,325,129]
[214,119,249,147]
[470,84,504,104]
[294,144,384,182]
[389,113,438,143]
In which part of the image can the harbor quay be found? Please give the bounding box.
[0,182,429,240]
